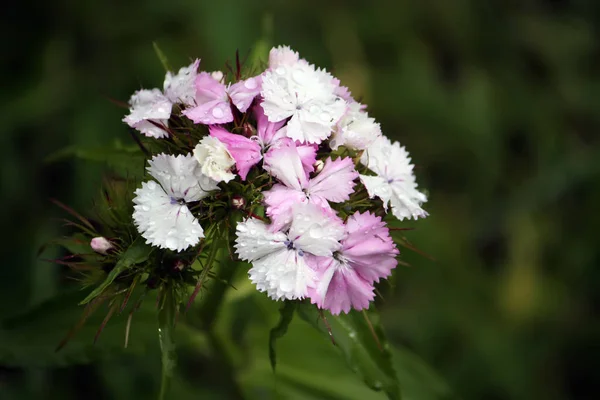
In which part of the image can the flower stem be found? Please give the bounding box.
[158,286,177,400]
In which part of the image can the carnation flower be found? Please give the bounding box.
[163,59,200,106]
[123,89,172,138]
[330,102,381,150]
[182,72,262,125]
[263,142,358,231]
[253,105,317,176]
[260,50,346,144]
[360,136,428,220]
[133,153,218,251]
[235,203,344,300]
[308,211,399,315]
[193,136,236,183]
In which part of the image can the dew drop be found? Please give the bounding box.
[212,107,224,118]
[244,77,258,89]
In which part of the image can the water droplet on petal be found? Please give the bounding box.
[212,107,224,118]
[244,77,258,89]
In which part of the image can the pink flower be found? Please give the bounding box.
[263,142,358,231]
[209,126,262,181]
[308,211,399,315]
[183,73,262,125]
[254,105,317,176]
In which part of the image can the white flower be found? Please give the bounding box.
[261,51,346,144]
[193,136,236,183]
[235,203,344,300]
[133,153,218,251]
[163,59,199,106]
[330,102,381,150]
[123,89,172,138]
[359,136,428,220]
[268,45,300,68]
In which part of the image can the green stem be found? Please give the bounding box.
[158,286,177,400]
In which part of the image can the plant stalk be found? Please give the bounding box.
[158,286,176,400]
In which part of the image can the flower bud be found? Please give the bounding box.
[90,237,113,255]
[231,195,246,210]
[314,159,325,174]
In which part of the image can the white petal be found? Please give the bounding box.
[360,174,427,220]
[123,89,172,138]
[132,181,204,251]
[389,182,428,220]
[249,248,316,300]
[331,102,381,150]
[288,203,344,256]
[163,59,200,106]
[234,218,287,262]
[147,153,218,202]
[193,137,236,183]
[359,175,393,211]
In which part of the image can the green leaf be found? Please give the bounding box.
[0,290,158,367]
[153,41,172,72]
[79,238,151,305]
[297,303,401,400]
[269,301,296,371]
[44,142,145,177]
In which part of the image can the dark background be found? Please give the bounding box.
[2,1,599,399]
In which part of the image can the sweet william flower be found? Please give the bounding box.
[193,136,236,183]
[123,89,172,138]
[360,136,428,220]
[330,102,381,150]
[254,105,317,176]
[133,153,218,251]
[308,211,399,315]
[261,49,346,144]
[235,203,344,300]
[263,141,358,231]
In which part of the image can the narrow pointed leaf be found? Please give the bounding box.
[297,303,401,400]
[79,238,151,305]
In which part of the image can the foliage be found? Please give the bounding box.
[2,0,599,399]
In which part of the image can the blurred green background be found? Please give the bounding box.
[2,0,599,399]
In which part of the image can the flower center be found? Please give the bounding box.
[170,197,186,205]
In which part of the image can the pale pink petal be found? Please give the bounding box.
[254,104,286,145]
[263,184,308,232]
[209,126,262,180]
[263,140,308,190]
[296,143,318,175]
[228,75,262,112]
[308,257,374,315]
[183,72,233,124]
[342,211,398,283]
[308,157,358,203]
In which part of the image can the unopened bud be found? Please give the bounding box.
[90,237,113,255]
[231,195,246,209]
[314,160,325,174]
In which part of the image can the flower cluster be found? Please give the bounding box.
[122,46,428,314]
